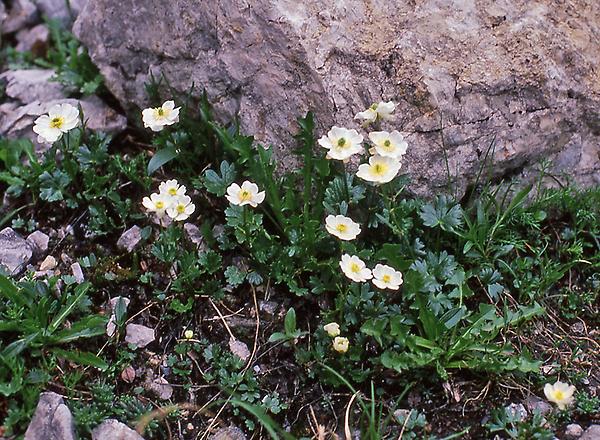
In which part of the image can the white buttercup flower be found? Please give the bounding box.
[318,126,364,161]
[33,103,79,143]
[325,215,361,241]
[226,181,265,208]
[372,264,403,290]
[544,381,576,410]
[159,179,186,197]
[142,100,180,132]
[340,254,372,283]
[368,130,408,159]
[166,195,195,221]
[323,322,340,337]
[354,101,396,123]
[332,336,349,353]
[142,192,172,218]
[356,155,402,184]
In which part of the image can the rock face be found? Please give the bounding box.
[74,0,600,195]
[24,392,76,440]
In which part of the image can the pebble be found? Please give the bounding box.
[125,324,155,349]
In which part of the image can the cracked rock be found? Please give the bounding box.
[125,324,155,349]
[75,0,600,196]
[24,392,76,440]
[0,227,34,275]
[92,419,145,440]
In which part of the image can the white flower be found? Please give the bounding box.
[184,330,194,340]
[142,192,172,218]
[159,179,186,197]
[544,381,576,410]
[332,336,349,353]
[226,181,265,207]
[33,103,79,143]
[166,195,195,221]
[318,126,364,161]
[354,101,396,123]
[323,322,340,337]
[142,100,180,132]
[372,264,403,290]
[368,130,408,159]
[325,215,361,241]
[356,155,402,184]
[340,254,372,283]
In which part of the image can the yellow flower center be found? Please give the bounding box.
[337,138,347,148]
[373,163,388,175]
[168,188,178,196]
[176,204,186,214]
[350,262,360,273]
[553,390,564,401]
[50,117,64,129]
[382,274,391,283]
[336,224,347,232]
[370,103,378,110]
[155,201,165,209]
[158,108,165,116]
[239,190,252,202]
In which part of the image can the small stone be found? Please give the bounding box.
[524,395,553,417]
[39,255,57,271]
[117,225,143,252]
[145,377,173,400]
[27,230,50,256]
[259,301,278,316]
[505,403,527,421]
[92,419,145,440]
[24,392,76,440]
[70,262,84,283]
[15,24,50,55]
[106,315,117,337]
[183,223,206,250]
[121,366,136,383]
[209,426,247,440]
[125,324,155,349]
[565,424,584,439]
[570,322,585,334]
[0,227,34,275]
[229,337,251,362]
[580,425,600,440]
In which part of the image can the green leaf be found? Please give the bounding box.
[147,146,178,175]
[284,308,296,335]
[51,349,108,370]
[48,282,92,334]
[419,195,463,232]
[0,274,28,307]
[203,160,236,196]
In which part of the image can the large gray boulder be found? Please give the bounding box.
[74,0,600,195]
